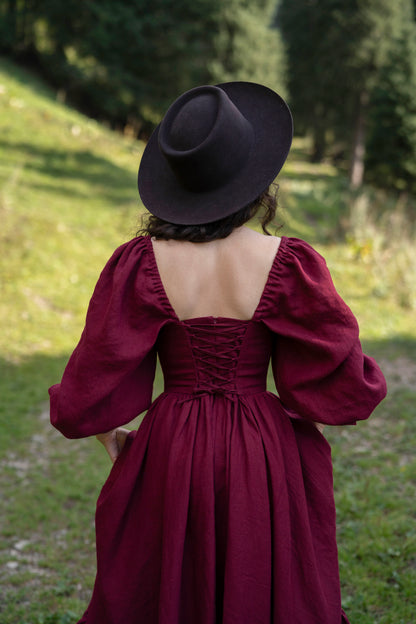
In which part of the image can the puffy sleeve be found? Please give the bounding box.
[49,237,167,439]
[261,237,387,425]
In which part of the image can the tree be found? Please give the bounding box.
[209,0,286,96]
[276,0,349,161]
[342,0,414,188]
[0,0,38,55]
[33,0,221,128]
[0,0,286,133]
[277,0,416,191]
[365,11,416,192]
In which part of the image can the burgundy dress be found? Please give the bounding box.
[49,235,386,624]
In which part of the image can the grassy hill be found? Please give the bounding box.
[0,57,415,623]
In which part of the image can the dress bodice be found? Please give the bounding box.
[49,235,386,439]
[157,317,273,397]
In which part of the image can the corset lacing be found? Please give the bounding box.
[183,320,248,398]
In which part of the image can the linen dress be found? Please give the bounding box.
[49,235,387,624]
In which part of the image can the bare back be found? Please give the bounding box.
[151,226,281,321]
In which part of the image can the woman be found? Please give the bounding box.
[49,82,387,624]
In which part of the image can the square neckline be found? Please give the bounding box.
[146,234,286,324]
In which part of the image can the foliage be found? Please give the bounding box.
[209,0,286,96]
[0,0,286,131]
[276,0,347,159]
[1,59,416,624]
[277,0,416,192]
[365,10,416,193]
[345,191,416,310]
[36,0,220,126]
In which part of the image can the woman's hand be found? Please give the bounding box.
[313,422,325,434]
[96,428,131,464]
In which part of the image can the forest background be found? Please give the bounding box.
[0,1,416,623]
[3,0,416,192]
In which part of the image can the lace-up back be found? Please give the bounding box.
[157,317,272,397]
[184,319,248,394]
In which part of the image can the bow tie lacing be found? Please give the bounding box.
[178,320,248,404]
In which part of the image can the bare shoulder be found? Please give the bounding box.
[237,227,281,258]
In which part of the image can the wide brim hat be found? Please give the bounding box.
[138,81,293,225]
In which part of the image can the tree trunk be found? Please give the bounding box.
[350,90,369,189]
[6,0,18,51]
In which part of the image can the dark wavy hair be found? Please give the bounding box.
[138,184,281,242]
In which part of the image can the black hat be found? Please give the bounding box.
[138,81,293,225]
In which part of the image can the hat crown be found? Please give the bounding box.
[158,86,254,192]
[168,93,218,151]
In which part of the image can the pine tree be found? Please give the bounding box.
[276,0,347,161]
[209,0,286,96]
[277,0,416,191]
[34,0,221,127]
[365,9,416,192]
[1,0,286,132]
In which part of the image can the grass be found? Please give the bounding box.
[330,386,416,623]
[0,56,416,623]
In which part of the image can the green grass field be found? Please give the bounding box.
[1,57,415,624]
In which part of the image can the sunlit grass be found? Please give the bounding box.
[0,58,145,363]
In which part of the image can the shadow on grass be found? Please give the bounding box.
[0,351,167,457]
[361,334,416,361]
[0,56,60,103]
[279,162,352,244]
[0,353,70,455]
[0,138,137,205]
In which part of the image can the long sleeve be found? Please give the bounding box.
[261,237,387,425]
[49,237,167,438]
